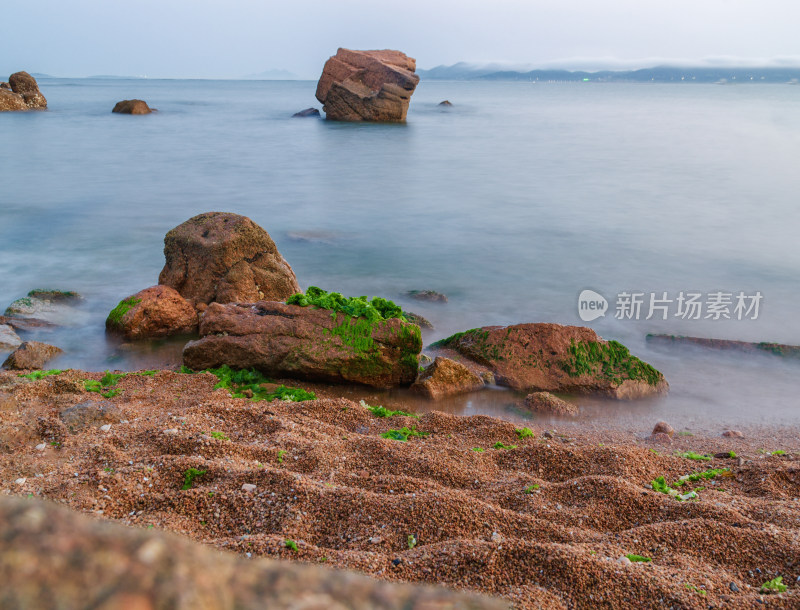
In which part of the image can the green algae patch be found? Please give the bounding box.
[27,289,81,301]
[559,340,663,386]
[287,286,406,323]
[106,297,141,329]
[18,369,63,381]
[204,364,316,402]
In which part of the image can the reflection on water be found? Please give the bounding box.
[2,78,800,428]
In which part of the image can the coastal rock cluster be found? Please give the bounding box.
[315,49,419,122]
[0,72,47,111]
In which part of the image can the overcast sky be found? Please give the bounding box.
[3,0,799,78]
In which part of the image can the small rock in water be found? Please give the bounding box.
[0,324,22,350]
[722,430,744,438]
[2,341,63,370]
[292,107,320,118]
[652,421,674,436]
[112,99,154,114]
[406,290,447,303]
[241,483,257,493]
[404,311,433,330]
[438,100,453,107]
[523,392,579,416]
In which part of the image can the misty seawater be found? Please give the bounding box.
[2,78,799,429]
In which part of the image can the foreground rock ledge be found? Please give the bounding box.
[159,212,300,306]
[315,48,420,122]
[433,323,668,399]
[0,496,502,610]
[183,301,422,388]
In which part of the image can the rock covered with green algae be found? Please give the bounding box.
[432,323,668,399]
[183,300,423,388]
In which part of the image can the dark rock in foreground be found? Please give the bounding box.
[183,301,422,388]
[315,48,419,122]
[112,99,153,114]
[106,285,198,340]
[647,333,800,358]
[2,341,63,370]
[0,495,502,610]
[292,107,320,117]
[159,212,300,306]
[411,356,484,399]
[433,323,668,399]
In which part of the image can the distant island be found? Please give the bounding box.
[418,63,800,83]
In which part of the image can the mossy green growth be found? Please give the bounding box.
[493,441,518,450]
[284,539,298,552]
[181,467,206,490]
[429,329,481,349]
[209,431,229,441]
[407,534,418,549]
[381,426,430,441]
[676,451,711,461]
[106,297,141,328]
[205,365,315,402]
[287,286,406,322]
[471,447,485,452]
[523,484,540,493]
[760,577,787,593]
[771,450,787,456]
[559,340,662,386]
[18,369,63,380]
[673,468,729,487]
[360,400,418,418]
[84,370,126,398]
[626,554,652,563]
[515,427,535,439]
[27,289,80,301]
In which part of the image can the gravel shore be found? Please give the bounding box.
[1,368,798,608]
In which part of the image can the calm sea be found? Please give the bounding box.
[2,78,799,427]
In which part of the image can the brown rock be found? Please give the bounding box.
[522,391,579,416]
[159,212,300,306]
[646,432,673,445]
[652,421,674,437]
[411,356,484,399]
[407,290,447,303]
[106,285,198,340]
[0,495,503,610]
[722,430,744,438]
[0,82,9,90]
[435,323,668,399]
[0,89,27,112]
[8,72,47,109]
[112,99,153,114]
[2,341,63,370]
[438,100,453,106]
[183,300,422,388]
[315,48,420,122]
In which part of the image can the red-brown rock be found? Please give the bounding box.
[112,99,153,115]
[106,285,198,340]
[722,430,744,438]
[411,356,484,399]
[2,341,63,370]
[183,301,422,388]
[652,421,674,437]
[0,89,27,112]
[9,71,47,109]
[434,323,668,399]
[315,48,420,122]
[522,391,579,416]
[159,212,300,306]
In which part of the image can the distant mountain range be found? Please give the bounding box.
[417,63,800,83]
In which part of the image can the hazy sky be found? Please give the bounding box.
[3,0,799,78]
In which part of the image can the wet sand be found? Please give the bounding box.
[1,368,799,608]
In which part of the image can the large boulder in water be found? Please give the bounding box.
[112,99,153,114]
[432,323,668,399]
[106,285,198,340]
[315,48,419,122]
[158,212,300,306]
[8,71,46,109]
[183,301,422,388]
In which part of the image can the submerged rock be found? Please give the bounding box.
[438,100,453,106]
[112,99,153,114]
[315,48,419,122]
[159,212,300,306]
[183,300,422,388]
[647,333,800,358]
[404,311,433,330]
[411,356,484,399]
[432,323,668,399]
[406,290,447,303]
[2,341,63,370]
[0,325,22,350]
[522,391,579,416]
[4,290,84,326]
[292,107,320,117]
[106,285,198,340]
